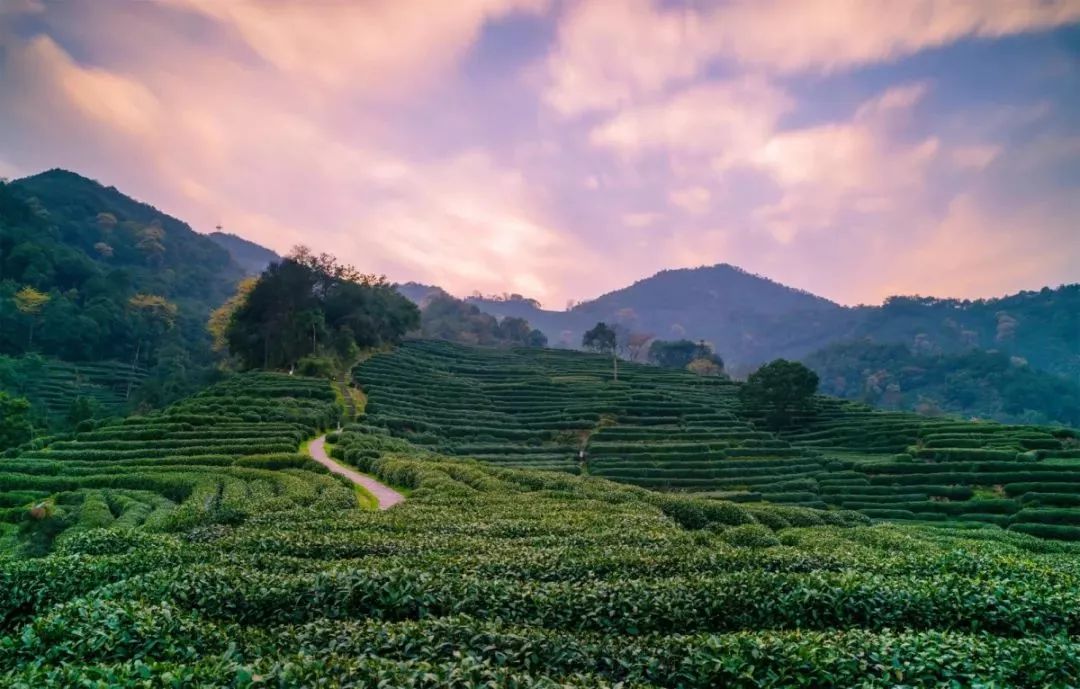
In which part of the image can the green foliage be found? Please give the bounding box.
[1,341,1080,684]
[740,359,819,429]
[419,293,547,347]
[0,172,240,365]
[226,247,419,370]
[582,322,616,353]
[806,339,1080,426]
[0,392,33,450]
[296,355,336,378]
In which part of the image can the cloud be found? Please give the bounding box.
[543,0,706,115]
[589,77,792,164]
[3,35,161,139]
[0,1,1075,309]
[877,192,1079,300]
[710,0,1080,74]
[155,0,549,98]
[544,0,1080,116]
[668,186,711,215]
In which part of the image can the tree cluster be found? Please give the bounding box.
[224,247,420,370]
[739,359,819,429]
[648,339,724,374]
[421,293,547,347]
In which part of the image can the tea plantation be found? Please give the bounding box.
[0,356,146,423]
[2,346,1080,686]
[357,340,1080,539]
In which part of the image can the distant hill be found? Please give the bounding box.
[394,281,449,306]
[404,264,1080,427]
[461,264,854,363]
[207,231,280,275]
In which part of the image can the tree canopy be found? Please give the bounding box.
[419,293,547,348]
[649,339,723,372]
[224,247,420,370]
[739,359,819,429]
[0,391,33,450]
[582,322,617,353]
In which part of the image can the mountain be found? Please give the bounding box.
[463,264,854,366]
[0,169,245,408]
[405,264,1080,426]
[208,231,280,275]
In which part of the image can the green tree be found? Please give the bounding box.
[739,359,819,429]
[648,339,699,369]
[13,286,50,348]
[67,396,97,426]
[583,322,619,381]
[498,316,532,344]
[583,322,616,353]
[0,391,34,450]
[226,248,418,370]
[127,294,178,398]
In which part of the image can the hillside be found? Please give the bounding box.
[207,231,281,275]
[407,265,1080,424]
[0,170,250,417]
[357,340,1080,537]
[2,353,1080,684]
[806,340,1080,426]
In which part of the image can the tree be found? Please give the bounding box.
[739,359,819,429]
[583,322,619,380]
[526,328,548,348]
[687,357,723,377]
[0,391,33,450]
[135,222,166,265]
[498,316,532,344]
[583,322,616,353]
[207,276,258,353]
[13,286,50,348]
[648,339,698,369]
[127,293,177,398]
[226,249,418,370]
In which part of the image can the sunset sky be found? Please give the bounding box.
[1,0,1078,307]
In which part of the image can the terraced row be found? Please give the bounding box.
[0,372,347,557]
[356,340,1080,538]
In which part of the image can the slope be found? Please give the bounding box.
[355,340,1080,538]
[207,230,281,275]
[2,364,1080,685]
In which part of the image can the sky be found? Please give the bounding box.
[0,0,1078,308]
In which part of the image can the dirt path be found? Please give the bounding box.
[307,435,405,510]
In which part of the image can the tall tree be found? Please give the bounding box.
[583,322,619,380]
[207,277,258,354]
[126,294,177,398]
[13,286,50,349]
[0,391,33,450]
[739,359,819,429]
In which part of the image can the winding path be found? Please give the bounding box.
[307,434,405,510]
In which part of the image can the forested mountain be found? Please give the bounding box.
[459,266,1079,381]
[0,169,246,414]
[208,231,281,275]
[806,340,1080,426]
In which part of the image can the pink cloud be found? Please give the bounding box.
[543,0,1080,116]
